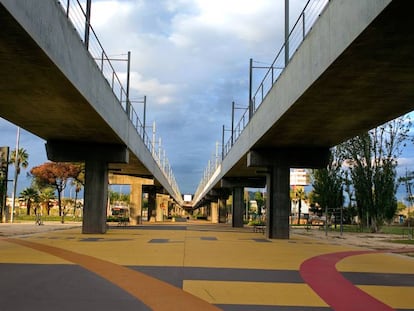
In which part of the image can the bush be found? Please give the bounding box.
[248,220,266,226]
[107,216,129,222]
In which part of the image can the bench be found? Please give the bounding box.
[305,221,325,230]
[253,225,266,234]
[117,218,129,226]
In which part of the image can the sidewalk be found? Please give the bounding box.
[1,222,413,310]
[0,221,82,236]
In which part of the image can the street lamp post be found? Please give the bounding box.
[10,127,20,223]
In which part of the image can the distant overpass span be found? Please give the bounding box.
[0,0,182,232]
[193,0,414,238]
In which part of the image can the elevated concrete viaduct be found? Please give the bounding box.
[0,0,182,232]
[194,0,414,238]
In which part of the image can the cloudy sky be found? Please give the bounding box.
[1,0,414,200]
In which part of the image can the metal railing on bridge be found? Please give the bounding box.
[194,0,329,201]
[58,0,181,200]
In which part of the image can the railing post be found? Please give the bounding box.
[143,96,147,140]
[261,84,264,101]
[100,51,104,72]
[215,141,219,168]
[249,58,253,120]
[152,121,156,157]
[271,66,274,84]
[66,0,70,17]
[158,138,162,165]
[302,12,306,39]
[126,51,131,118]
[222,125,225,160]
[285,0,289,66]
[84,0,92,49]
[231,101,235,146]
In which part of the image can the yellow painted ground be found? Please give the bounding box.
[19,228,186,266]
[183,281,328,307]
[337,252,414,273]
[0,239,72,264]
[2,223,414,310]
[357,286,414,309]
[183,231,358,270]
[16,227,364,270]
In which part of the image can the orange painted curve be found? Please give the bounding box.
[4,238,221,311]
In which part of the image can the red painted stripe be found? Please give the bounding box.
[299,250,393,311]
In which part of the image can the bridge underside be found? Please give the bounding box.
[0,3,175,233]
[258,0,414,150]
[0,5,154,179]
[196,0,414,238]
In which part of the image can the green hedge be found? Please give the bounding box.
[107,216,129,222]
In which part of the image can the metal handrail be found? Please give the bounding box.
[194,0,329,200]
[58,0,181,199]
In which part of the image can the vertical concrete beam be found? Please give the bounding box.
[156,195,164,222]
[211,202,219,223]
[147,186,156,222]
[108,175,153,225]
[46,141,128,234]
[266,165,291,239]
[203,202,210,220]
[129,182,142,225]
[83,159,108,233]
[218,198,227,223]
[248,148,329,239]
[232,187,244,228]
[156,194,169,222]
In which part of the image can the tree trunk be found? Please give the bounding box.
[26,200,31,215]
[58,190,62,217]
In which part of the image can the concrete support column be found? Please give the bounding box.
[207,202,211,220]
[83,159,108,233]
[266,164,291,239]
[147,186,156,222]
[156,194,169,222]
[156,195,163,222]
[232,187,244,228]
[248,148,329,239]
[45,141,128,234]
[129,183,142,225]
[218,198,227,223]
[211,202,219,223]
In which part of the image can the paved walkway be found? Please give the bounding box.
[0,221,413,310]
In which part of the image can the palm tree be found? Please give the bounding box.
[71,178,83,218]
[19,187,39,215]
[39,187,56,216]
[9,148,29,193]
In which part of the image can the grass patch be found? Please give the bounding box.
[14,215,81,222]
[387,239,414,245]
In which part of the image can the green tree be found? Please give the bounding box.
[254,191,264,214]
[19,187,39,215]
[312,147,344,227]
[340,115,410,232]
[109,189,130,204]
